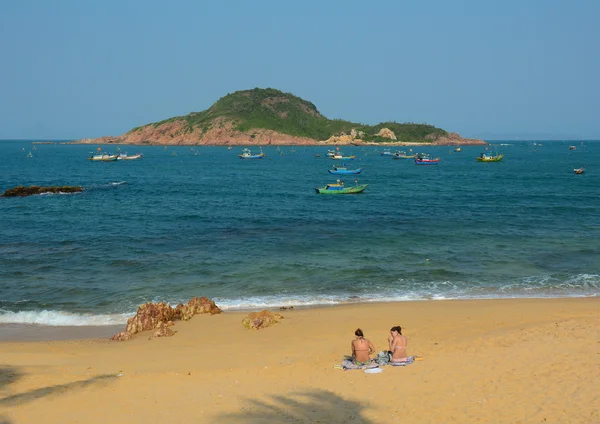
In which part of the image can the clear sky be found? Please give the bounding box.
[1,0,598,140]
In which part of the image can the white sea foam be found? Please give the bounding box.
[0,310,130,326]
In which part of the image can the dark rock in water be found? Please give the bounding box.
[1,185,83,197]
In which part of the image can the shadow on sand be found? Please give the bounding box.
[216,389,374,423]
[0,373,117,407]
[0,367,23,392]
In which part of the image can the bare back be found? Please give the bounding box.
[390,334,408,361]
[351,337,374,363]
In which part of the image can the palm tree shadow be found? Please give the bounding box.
[0,374,117,407]
[217,389,374,423]
[0,367,23,392]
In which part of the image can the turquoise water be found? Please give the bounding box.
[0,140,598,326]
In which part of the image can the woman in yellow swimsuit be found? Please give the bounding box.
[351,328,375,365]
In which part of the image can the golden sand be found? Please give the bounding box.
[0,297,598,423]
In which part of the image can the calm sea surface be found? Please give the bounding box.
[0,140,598,326]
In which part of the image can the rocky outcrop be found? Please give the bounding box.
[376,128,397,140]
[241,310,284,330]
[110,297,222,341]
[1,185,83,197]
[424,132,485,146]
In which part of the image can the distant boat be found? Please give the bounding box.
[415,153,440,165]
[380,148,393,156]
[316,180,367,194]
[238,147,265,159]
[26,151,33,158]
[392,151,417,159]
[573,165,586,174]
[117,153,143,160]
[331,153,356,160]
[476,153,504,162]
[328,164,363,175]
[569,146,576,150]
[172,151,177,157]
[414,157,440,165]
[88,154,118,162]
[454,147,462,152]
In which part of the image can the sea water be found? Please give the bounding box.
[0,140,598,327]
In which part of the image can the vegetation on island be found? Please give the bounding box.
[128,87,448,143]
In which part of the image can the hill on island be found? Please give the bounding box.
[78,88,484,146]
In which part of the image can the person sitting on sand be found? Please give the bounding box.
[351,328,375,365]
[388,325,408,362]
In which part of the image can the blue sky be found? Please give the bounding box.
[1,0,598,140]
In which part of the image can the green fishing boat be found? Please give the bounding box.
[476,153,504,162]
[316,180,368,194]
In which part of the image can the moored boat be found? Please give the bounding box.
[392,151,417,159]
[573,165,586,174]
[316,180,368,194]
[569,145,576,150]
[454,147,461,152]
[330,154,356,160]
[117,153,143,160]
[88,154,118,161]
[380,148,392,156]
[414,153,440,165]
[238,147,265,159]
[476,153,504,162]
[328,164,363,175]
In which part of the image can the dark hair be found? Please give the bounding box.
[355,328,364,337]
[390,325,402,335]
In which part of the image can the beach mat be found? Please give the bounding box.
[341,356,380,370]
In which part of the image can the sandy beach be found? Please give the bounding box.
[0,297,598,424]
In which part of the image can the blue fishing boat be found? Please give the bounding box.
[328,164,363,175]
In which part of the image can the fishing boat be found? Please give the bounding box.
[88,153,118,162]
[380,148,393,156]
[326,149,336,158]
[315,179,368,194]
[117,153,143,160]
[238,147,265,159]
[392,151,417,159]
[573,165,586,174]
[569,146,576,150]
[414,157,440,165]
[330,153,356,160]
[414,153,439,165]
[454,147,462,152]
[476,153,504,162]
[328,164,363,175]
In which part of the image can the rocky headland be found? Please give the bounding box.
[74,88,486,147]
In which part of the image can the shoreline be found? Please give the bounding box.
[0,295,596,343]
[0,297,597,423]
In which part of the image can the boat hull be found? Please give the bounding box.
[414,159,439,165]
[316,184,368,194]
[476,155,504,162]
[328,168,363,175]
[238,154,265,159]
[88,155,118,161]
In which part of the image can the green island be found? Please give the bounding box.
[78,88,483,146]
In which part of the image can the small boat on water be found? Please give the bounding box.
[476,153,504,162]
[569,146,576,150]
[238,147,265,159]
[328,164,363,175]
[316,179,368,194]
[26,151,33,158]
[392,151,417,159]
[117,153,143,160]
[414,153,440,165]
[454,147,462,152]
[380,148,393,156]
[573,165,586,174]
[330,154,356,160]
[88,154,118,162]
